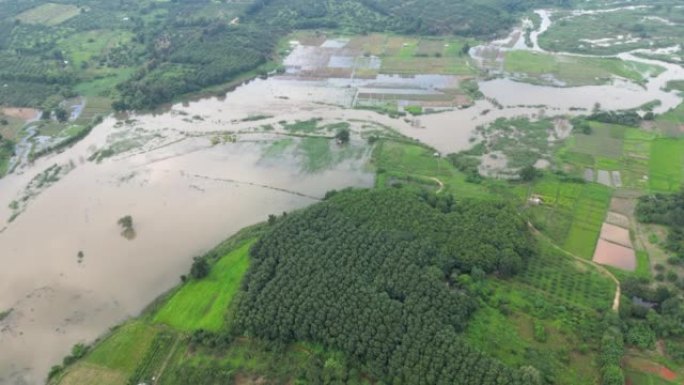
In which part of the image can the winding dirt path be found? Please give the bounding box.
[528,222,621,312]
[430,177,444,193]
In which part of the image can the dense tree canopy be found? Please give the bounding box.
[636,191,684,257]
[234,188,538,385]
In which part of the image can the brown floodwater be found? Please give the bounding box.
[0,105,373,384]
[2,5,684,382]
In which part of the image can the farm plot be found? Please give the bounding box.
[649,138,684,192]
[563,184,612,259]
[15,3,82,26]
[57,322,159,385]
[593,239,636,271]
[529,177,612,259]
[153,240,253,331]
[519,240,615,311]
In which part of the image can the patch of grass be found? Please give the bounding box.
[15,3,82,26]
[59,30,133,70]
[655,102,684,136]
[153,241,253,331]
[73,68,135,99]
[57,363,127,385]
[571,122,625,158]
[261,138,295,159]
[282,118,321,133]
[665,80,684,93]
[380,56,475,75]
[539,7,684,55]
[635,250,653,280]
[504,51,663,86]
[372,140,488,198]
[649,138,684,192]
[478,117,556,170]
[298,137,334,173]
[465,266,607,385]
[86,322,159,374]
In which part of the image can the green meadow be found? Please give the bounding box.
[153,241,253,331]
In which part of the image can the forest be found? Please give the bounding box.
[232,188,539,385]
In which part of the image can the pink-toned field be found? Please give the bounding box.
[599,222,633,247]
[2,107,40,121]
[593,239,636,271]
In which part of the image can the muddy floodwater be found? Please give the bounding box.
[1,4,684,384]
[0,102,374,384]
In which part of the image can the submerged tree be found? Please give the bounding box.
[117,215,136,240]
[334,128,350,144]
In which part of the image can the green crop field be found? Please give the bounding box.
[57,322,161,385]
[86,322,159,373]
[528,176,611,259]
[504,51,663,86]
[153,241,253,331]
[15,3,82,26]
[520,239,615,311]
[563,184,612,259]
[649,138,684,192]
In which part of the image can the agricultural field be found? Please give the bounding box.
[527,175,612,259]
[504,51,663,86]
[55,322,160,385]
[15,3,82,26]
[153,241,253,331]
[648,138,684,193]
[465,241,615,385]
[653,102,684,136]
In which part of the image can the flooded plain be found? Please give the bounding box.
[1,4,684,385]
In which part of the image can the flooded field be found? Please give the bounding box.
[0,101,374,384]
[593,239,637,271]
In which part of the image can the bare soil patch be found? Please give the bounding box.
[600,222,632,247]
[2,107,40,121]
[605,211,630,228]
[609,197,636,216]
[627,356,678,382]
[593,239,636,271]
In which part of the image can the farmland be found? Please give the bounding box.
[504,50,664,86]
[15,3,82,26]
[649,138,684,192]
